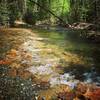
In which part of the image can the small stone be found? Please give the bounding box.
[21,83,24,86]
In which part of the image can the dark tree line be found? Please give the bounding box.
[0,0,100,27]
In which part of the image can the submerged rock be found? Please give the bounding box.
[49,73,79,89]
[26,64,53,75]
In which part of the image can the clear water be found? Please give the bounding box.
[0,28,100,85]
[33,28,100,85]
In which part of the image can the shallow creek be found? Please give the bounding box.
[0,28,100,99]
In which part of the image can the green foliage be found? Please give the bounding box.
[49,0,70,23]
[0,2,9,26]
[0,0,25,26]
[68,0,100,23]
[51,0,70,16]
[0,0,100,26]
[8,3,18,26]
[37,0,50,20]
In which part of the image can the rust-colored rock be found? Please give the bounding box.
[18,70,32,79]
[57,91,75,100]
[6,49,18,58]
[76,83,87,94]
[85,88,100,100]
[8,68,17,77]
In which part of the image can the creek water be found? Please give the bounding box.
[0,27,100,90]
[33,28,100,85]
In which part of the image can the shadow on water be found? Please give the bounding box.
[63,63,89,81]
[92,48,100,73]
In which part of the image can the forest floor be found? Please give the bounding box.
[0,25,100,100]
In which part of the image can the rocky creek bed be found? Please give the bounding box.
[0,28,100,100]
